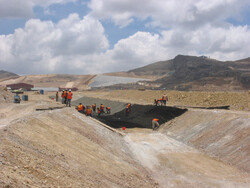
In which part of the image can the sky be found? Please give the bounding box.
[0,0,250,75]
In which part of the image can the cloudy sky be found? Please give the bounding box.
[0,0,250,75]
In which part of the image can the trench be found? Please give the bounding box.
[72,96,187,129]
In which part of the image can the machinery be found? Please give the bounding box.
[14,93,21,103]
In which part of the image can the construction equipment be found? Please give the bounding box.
[14,93,21,103]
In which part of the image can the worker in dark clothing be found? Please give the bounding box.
[162,94,168,106]
[56,91,59,102]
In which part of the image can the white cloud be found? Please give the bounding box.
[0,0,77,18]
[0,1,250,75]
[88,0,250,28]
[0,14,109,74]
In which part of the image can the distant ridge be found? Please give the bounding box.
[126,55,250,91]
[0,70,19,82]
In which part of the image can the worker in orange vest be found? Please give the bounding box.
[100,104,105,114]
[152,118,160,130]
[92,103,96,112]
[97,108,101,116]
[125,103,131,116]
[66,89,73,107]
[77,103,84,113]
[86,106,92,117]
[106,106,111,114]
[63,89,68,104]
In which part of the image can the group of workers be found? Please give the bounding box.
[154,94,168,106]
[55,90,167,130]
[77,103,112,117]
[59,89,73,107]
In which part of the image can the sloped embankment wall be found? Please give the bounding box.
[160,109,250,173]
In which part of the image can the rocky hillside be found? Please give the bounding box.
[127,55,250,91]
[0,70,19,82]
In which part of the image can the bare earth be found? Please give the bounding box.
[81,90,250,111]
[0,90,249,187]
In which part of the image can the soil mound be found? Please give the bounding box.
[97,105,187,129]
[0,87,13,103]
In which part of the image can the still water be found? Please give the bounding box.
[90,75,148,88]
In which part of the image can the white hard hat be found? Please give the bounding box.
[69,89,71,91]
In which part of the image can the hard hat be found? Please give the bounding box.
[69,89,71,91]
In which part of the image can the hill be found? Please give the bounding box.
[0,70,19,82]
[126,55,250,91]
[0,74,96,90]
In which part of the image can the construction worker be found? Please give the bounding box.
[56,91,59,102]
[125,103,131,116]
[61,90,65,104]
[100,104,105,114]
[77,103,84,113]
[66,89,73,107]
[86,106,92,116]
[63,89,68,104]
[92,103,96,112]
[152,118,160,130]
[162,94,168,106]
[106,106,111,114]
[97,108,101,116]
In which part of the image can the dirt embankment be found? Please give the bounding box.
[0,105,157,188]
[160,109,250,173]
[81,90,250,111]
[0,87,13,104]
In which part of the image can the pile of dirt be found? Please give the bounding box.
[0,87,13,103]
[97,105,187,129]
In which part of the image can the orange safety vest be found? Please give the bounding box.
[92,104,96,108]
[78,105,83,111]
[100,105,104,110]
[98,109,101,114]
[86,108,92,115]
[63,91,67,97]
[107,107,111,110]
[153,118,159,122]
[67,92,73,99]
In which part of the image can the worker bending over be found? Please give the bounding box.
[106,106,111,114]
[152,118,160,130]
[77,103,84,113]
[97,108,101,116]
[125,103,131,116]
[86,106,92,117]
